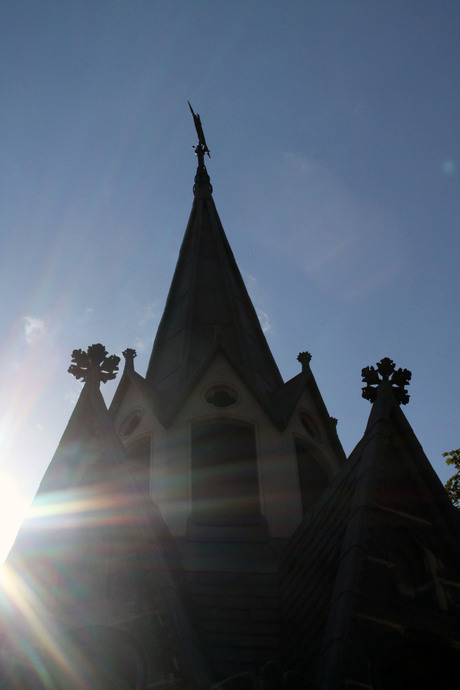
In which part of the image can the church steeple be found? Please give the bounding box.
[146,107,283,399]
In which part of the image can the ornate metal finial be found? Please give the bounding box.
[68,344,120,385]
[361,357,411,405]
[297,351,312,372]
[188,101,210,167]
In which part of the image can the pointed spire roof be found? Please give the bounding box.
[281,358,460,688]
[5,346,214,689]
[146,130,283,398]
[38,345,123,493]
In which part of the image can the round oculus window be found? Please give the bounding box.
[205,384,239,408]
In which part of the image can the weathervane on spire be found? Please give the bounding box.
[188,101,210,167]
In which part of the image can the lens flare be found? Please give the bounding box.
[0,470,29,564]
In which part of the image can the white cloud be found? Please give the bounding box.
[139,302,159,326]
[134,338,146,352]
[244,273,272,335]
[23,316,46,344]
[257,309,271,334]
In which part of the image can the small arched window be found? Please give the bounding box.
[295,439,329,514]
[390,529,446,609]
[191,420,260,525]
[391,534,427,600]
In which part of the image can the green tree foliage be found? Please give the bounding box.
[443,449,460,508]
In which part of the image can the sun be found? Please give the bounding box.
[0,469,29,565]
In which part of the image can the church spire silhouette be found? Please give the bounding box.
[145,106,282,399]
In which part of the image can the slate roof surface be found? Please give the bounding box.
[279,380,460,689]
[280,451,360,683]
[38,376,125,493]
[145,163,283,400]
[186,569,282,679]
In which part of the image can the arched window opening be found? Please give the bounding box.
[295,440,329,514]
[205,384,239,408]
[390,531,440,608]
[126,435,151,494]
[191,420,260,525]
[392,538,426,600]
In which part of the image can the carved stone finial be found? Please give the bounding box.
[68,344,120,385]
[122,348,137,360]
[297,351,312,372]
[361,357,411,405]
[122,348,137,371]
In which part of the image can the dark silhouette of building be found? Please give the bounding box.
[1,130,459,689]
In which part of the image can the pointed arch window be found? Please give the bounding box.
[391,534,427,600]
[389,529,448,609]
[295,439,329,514]
[191,420,260,525]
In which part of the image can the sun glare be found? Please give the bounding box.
[0,470,29,564]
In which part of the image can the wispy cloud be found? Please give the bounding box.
[134,338,146,353]
[257,309,271,334]
[244,273,273,335]
[23,317,46,344]
[139,302,159,327]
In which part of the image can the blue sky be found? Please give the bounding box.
[0,1,459,558]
